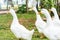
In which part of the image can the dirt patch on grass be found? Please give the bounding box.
[19,18,35,30]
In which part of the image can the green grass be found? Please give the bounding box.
[0,12,48,40]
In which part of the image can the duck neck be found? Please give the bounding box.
[53,10,59,20]
[45,12,52,24]
[12,13,18,23]
[33,7,42,20]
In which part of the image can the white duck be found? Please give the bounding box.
[9,8,34,40]
[28,0,46,33]
[33,7,46,33]
[28,0,45,38]
[50,7,60,26]
[32,7,46,38]
[41,8,60,40]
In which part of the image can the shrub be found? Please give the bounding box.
[17,5,26,13]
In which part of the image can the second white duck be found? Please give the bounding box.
[32,7,46,33]
[28,0,46,38]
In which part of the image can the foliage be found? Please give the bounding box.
[41,0,57,9]
[16,5,26,13]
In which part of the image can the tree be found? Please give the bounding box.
[26,0,28,13]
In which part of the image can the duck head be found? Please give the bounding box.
[50,7,59,20]
[41,8,53,25]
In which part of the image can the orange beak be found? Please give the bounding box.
[39,11,43,14]
[48,9,52,12]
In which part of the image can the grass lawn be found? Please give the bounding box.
[0,11,48,40]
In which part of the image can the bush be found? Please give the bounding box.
[17,5,26,13]
[41,0,56,9]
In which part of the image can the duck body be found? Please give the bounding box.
[10,8,34,40]
[41,9,60,40]
[35,14,46,33]
[43,24,60,40]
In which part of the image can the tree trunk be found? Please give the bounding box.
[7,0,8,9]
[26,0,28,13]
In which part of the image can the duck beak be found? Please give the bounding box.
[39,10,43,14]
[49,9,52,12]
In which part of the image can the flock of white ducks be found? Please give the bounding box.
[9,7,60,40]
[8,0,60,39]
[9,6,60,40]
